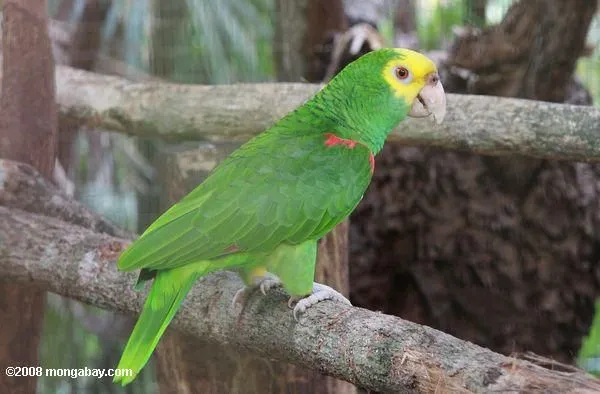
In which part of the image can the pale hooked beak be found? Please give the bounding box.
[408,73,446,124]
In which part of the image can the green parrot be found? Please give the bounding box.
[114,48,446,385]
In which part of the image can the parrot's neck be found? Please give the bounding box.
[331,123,388,155]
[320,108,405,156]
[303,85,409,156]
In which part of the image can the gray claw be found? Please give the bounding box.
[231,287,250,308]
[259,277,282,295]
[232,273,281,308]
[289,283,351,320]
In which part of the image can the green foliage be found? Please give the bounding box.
[39,295,157,394]
[104,0,274,83]
[413,0,513,50]
[417,0,465,50]
[577,16,600,105]
[578,299,600,376]
[578,58,600,105]
[377,17,395,47]
[183,0,274,83]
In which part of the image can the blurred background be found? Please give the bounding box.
[8,0,600,392]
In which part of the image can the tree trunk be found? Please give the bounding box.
[394,0,419,49]
[351,0,599,363]
[0,0,57,392]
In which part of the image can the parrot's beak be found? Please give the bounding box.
[409,73,446,124]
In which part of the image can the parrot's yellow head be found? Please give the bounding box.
[323,48,446,127]
[381,48,446,124]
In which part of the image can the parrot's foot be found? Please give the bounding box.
[288,283,351,320]
[231,273,280,308]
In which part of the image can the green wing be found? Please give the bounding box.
[118,129,372,272]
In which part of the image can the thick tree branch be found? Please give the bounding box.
[55,66,600,162]
[1,159,600,392]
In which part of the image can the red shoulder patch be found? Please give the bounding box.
[324,133,357,149]
[324,133,375,175]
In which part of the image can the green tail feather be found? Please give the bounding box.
[114,265,203,386]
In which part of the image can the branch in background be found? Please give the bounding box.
[1,159,600,392]
[0,159,131,239]
[54,66,600,163]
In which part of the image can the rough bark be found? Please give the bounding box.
[0,1,56,392]
[2,160,600,393]
[351,0,600,364]
[0,1,57,169]
[52,67,600,162]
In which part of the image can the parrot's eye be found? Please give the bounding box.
[395,66,410,80]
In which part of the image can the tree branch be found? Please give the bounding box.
[1,159,599,392]
[55,65,600,162]
[0,159,131,238]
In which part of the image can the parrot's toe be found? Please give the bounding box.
[289,283,351,320]
[259,277,282,295]
[232,273,282,308]
[231,287,251,308]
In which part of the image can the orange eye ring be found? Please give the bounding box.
[395,66,410,80]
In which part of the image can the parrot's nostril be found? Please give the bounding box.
[429,73,440,85]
